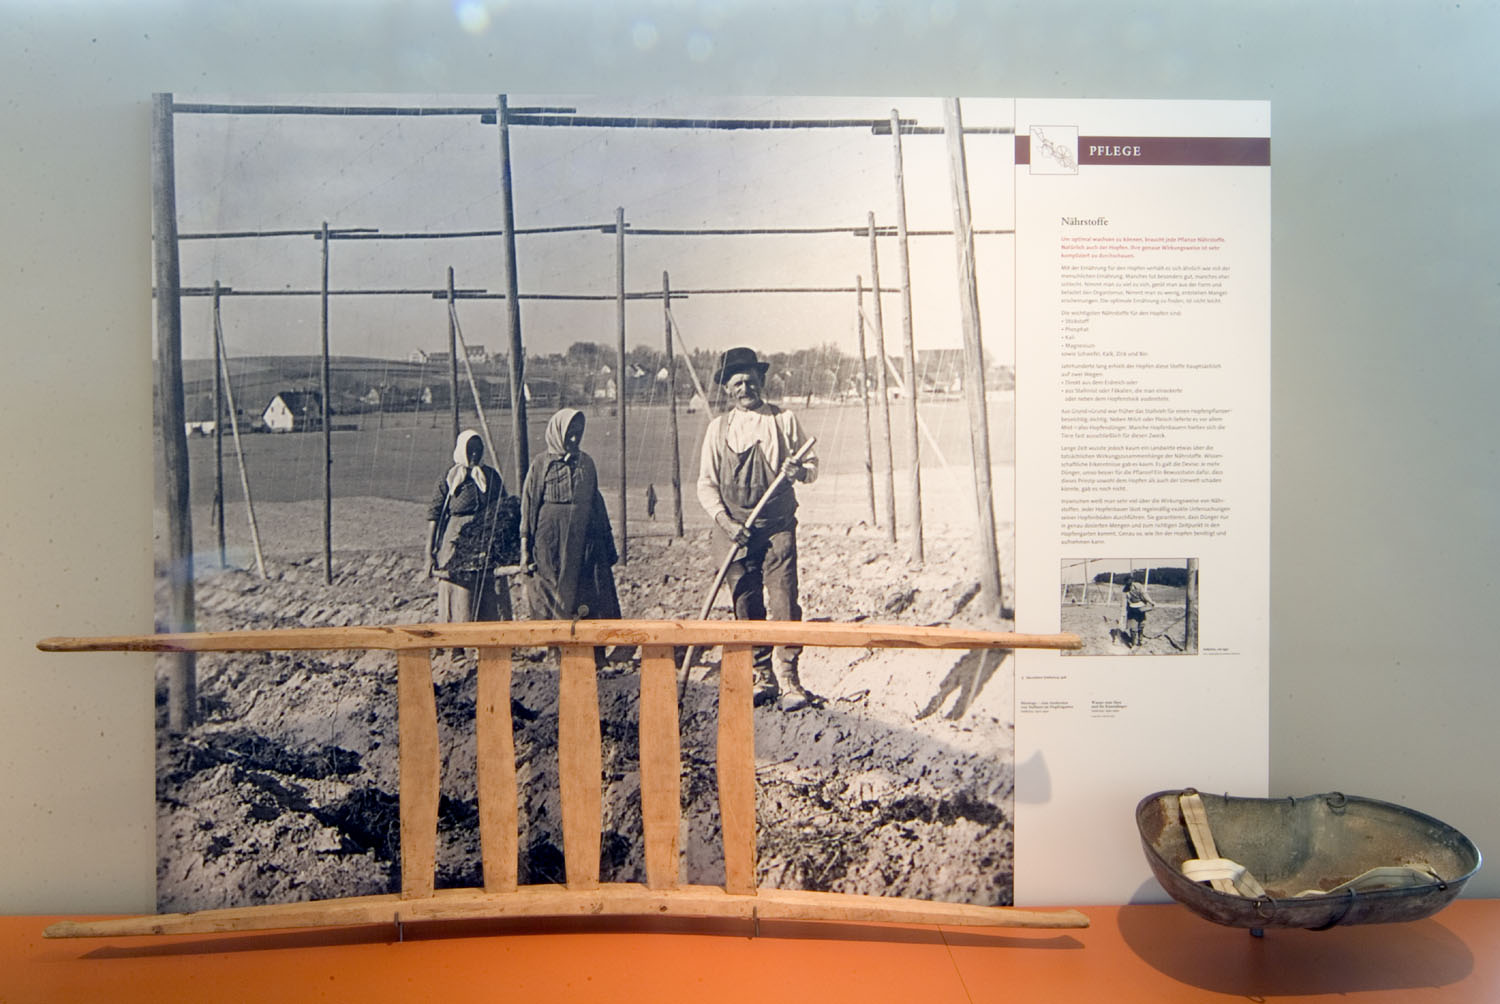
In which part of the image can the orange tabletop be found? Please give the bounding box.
[6,901,1499,1003]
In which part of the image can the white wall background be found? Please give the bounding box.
[3,0,1497,913]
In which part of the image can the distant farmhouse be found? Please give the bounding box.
[523,377,561,409]
[423,378,505,409]
[183,394,219,437]
[592,363,618,402]
[410,344,490,366]
[182,393,254,436]
[910,349,1014,394]
[916,349,965,394]
[262,391,324,433]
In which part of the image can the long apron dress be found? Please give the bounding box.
[523,452,621,622]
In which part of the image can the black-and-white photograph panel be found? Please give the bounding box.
[1058,558,1200,656]
[153,95,1018,911]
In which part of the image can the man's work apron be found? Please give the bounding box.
[716,424,796,530]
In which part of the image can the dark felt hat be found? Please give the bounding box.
[715,346,770,385]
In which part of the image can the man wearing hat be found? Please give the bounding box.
[697,346,819,710]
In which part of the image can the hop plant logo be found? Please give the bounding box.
[1030,125,1078,174]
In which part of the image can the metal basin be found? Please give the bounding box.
[1136,789,1481,929]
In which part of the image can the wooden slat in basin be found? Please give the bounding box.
[397,649,440,899]
[638,644,681,890]
[717,644,756,895]
[558,645,602,890]
[476,646,517,892]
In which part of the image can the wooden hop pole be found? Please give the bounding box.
[855,277,878,527]
[664,307,712,414]
[943,98,1004,617]
[447,297,499,466]
[866,211,898,543]
[320,221,333,585]
[889,109,924,565]
[211,282,226,567]
[616,206,628,563]
[496,94,529,484]
[212,315,268,580]
[447,266,460,445]
[152,93,197,731]
[663,271,684,537]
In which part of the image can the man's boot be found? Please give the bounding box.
[775,660,812,712]
[752,661,779,707]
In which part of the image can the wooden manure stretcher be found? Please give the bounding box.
[39,619,1088,939]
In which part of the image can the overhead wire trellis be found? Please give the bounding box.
[154,94,1017,730]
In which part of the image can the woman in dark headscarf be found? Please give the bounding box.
[425,428,513,623]
[520,408,621,622]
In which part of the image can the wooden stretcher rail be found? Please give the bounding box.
[45,885,1088,938]
[40,621,1086,938]
[37,619,1084,654]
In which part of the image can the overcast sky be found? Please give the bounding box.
[167,94,1017,365]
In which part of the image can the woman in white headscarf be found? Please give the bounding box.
[426,429,513,622]
[520,408,621,622]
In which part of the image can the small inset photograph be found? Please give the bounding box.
[1059,558,1199,656]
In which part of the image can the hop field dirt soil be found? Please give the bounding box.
[155,499,1018,913]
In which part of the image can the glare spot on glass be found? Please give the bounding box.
[632,20,659,50]
[456,1,490,34]
[687,32,714,62]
